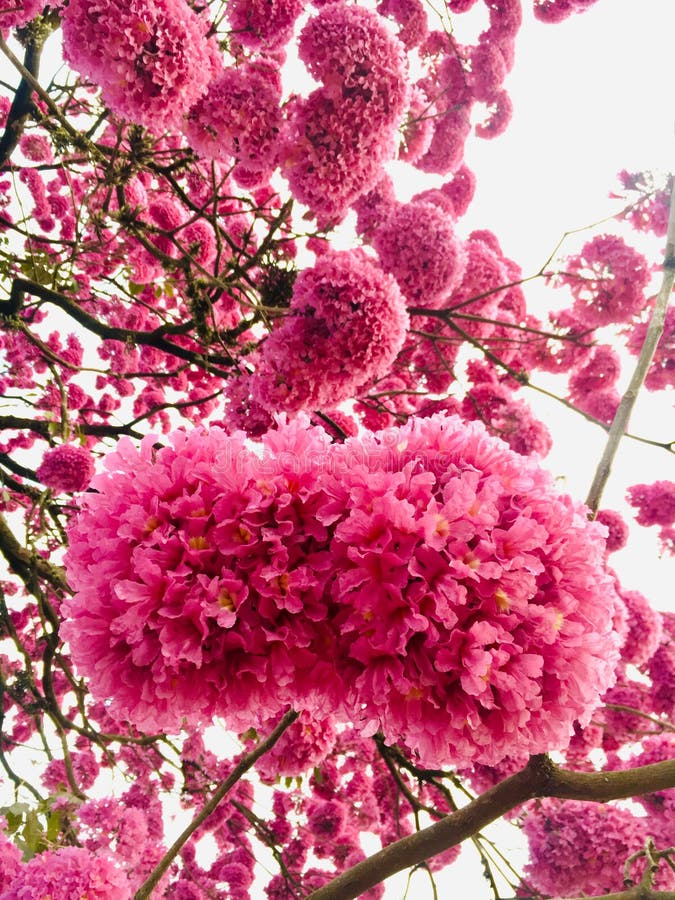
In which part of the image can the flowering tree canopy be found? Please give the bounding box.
[0,1,673,898]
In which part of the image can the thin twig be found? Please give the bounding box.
[134,709,299,899]
[585,179,675,513]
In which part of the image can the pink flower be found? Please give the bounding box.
[0,0,45,31]
[522,798,648,897]
[184,62,283,175]
[557,234,651,327]
[64,413,620,768]
[617,586,663,668]
[225,0,304,50]
[627,480,675,527]
[64,424,342,733]
[573,386,621,425]
[37,443,94,492]
[281,4,407,225]
[254,711,338,781]
[649,613,675,716]
[0,827,21,889]
[373,200,467,307]
[61,0,220,133]
[0,846,131,900]
[252,250,409,413]
[568,344,622,399]
[324,414,620,766]
[377,0,429,48]
[595,508,629,553]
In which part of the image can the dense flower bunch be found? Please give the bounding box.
[251,250,409,413]
[36,443,95,492]
[184,61,283,183]
[555,234,651,326]
[372,200,466,307]
[283,2,408,223]
[522,798,662,896]
[65,413,619,766]
[61,0,220,133]
[0,846,132,900]
[225,0,304,50]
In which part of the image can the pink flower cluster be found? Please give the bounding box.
[627,480,675,540]
[251,250,409,413]
[36,443,95,493]
[283,2,408,224]
[226,0,304,51]
[557,234,651,326]
[65,413,619,766]
[522,798,651,896]
[0,846,130,900]
[0,0,45,32]
[61,0,220,133]
[615,170,672,237]
[185,62,283,184]
[372,200,466,307]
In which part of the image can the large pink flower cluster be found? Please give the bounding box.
[522,798,664,896]
[252,250,409,413]
[372,200,466,307]
[0,846,131,900]
[61,0,220,133]
[64,423,341,733]
[184,62,283,182]
[557,234,651,326]
[283,2,408,224]
[65,413,619,766]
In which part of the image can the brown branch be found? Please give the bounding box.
[0,19,57,168]
[3,278,234,378]
[308,755,675,900]
[0,510,67,591]
[134,709,300,900]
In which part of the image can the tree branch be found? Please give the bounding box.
[3,278,234,378]
[585,178,675,513]
[0,19,56,168]
[308,755,675,900]
[0,510,67,591]
[134,709,300,900]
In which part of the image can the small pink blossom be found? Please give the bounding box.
[37,443,94,493]
[595,508,629,553]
